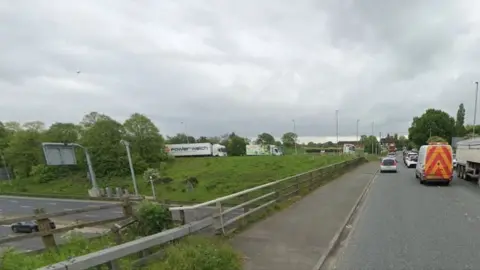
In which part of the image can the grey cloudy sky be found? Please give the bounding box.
[1,0,480,142]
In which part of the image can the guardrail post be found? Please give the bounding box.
[34,209,57,250]
[213,201,224,235]
[309,171,314,191]
[122,196,133,217]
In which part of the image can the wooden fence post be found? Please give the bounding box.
[240,193,249,226]
[122,196,133,217]
[295,176,301,195]
[179,210,186,225]
[213,201,224,235]
[309,171,314,191]
[34,209,56,249]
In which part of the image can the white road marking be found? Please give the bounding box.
[84,214,98,218]
[8,200,18,203]
[20,205,31,208]
[47,202,57,205]
[63,208,74,211]
[112,211,123,214]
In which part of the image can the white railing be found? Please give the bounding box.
[37,157,364,270]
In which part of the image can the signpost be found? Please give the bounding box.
[42,143,99,196]
[120,140,139,196]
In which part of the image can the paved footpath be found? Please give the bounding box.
[231,162,378,270]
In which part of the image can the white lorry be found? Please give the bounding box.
[246,144,283,156]
[455,139,480,181]
[165,143,227,157]
[343,144,356,154]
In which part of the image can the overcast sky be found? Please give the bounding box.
[1,0,480,142]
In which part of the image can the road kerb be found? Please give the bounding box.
[312,168,379,270]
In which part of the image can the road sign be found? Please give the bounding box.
[42,143,77,165]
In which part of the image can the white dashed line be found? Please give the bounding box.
[8,200,18,203]
[20,205,31,208]
[63,208,74,211]
[84,214,98,218]
[47,202,57,205]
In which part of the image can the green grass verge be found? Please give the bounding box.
[0,155,353,202]
[0,234,241,270]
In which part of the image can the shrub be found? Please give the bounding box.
[30,164,56,184]
[133,200,173,236]
[147,236,243,270]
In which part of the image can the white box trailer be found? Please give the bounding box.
[456,139,480,181]
[246,144,283,156]
[165,143,227,157]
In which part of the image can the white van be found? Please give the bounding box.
[415,143,453,185]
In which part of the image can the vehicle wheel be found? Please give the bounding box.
[415,172,419,179]
[12,226,18,233]
[445,181,450,186]
[420,179,426,185]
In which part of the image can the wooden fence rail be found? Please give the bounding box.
[38,157,366,270]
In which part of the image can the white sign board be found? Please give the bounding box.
[165,143,212,157]
[42,144,77,165]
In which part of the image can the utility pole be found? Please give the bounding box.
[335,110,339,145]
[371,121,374,155]
[474,82,479,139]
[292,119,298,155]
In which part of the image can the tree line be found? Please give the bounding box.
[407,103,472,147]
[0,112,304,180]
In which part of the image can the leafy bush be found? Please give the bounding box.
[147,236,243,270]
[133,200,173,236]
[143,168,161,182]
[30,164,56,184]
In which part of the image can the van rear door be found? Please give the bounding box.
[424,145,453,180]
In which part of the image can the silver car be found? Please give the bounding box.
[380,157,397,173]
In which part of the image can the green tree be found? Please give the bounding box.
[455,103,467,137]
[226,135,247,156]
[408,109,455,147]
[361,135,380,154]
[427,136,447,143]
[4,129,43,177]
[281,132,297,148]
[43,123,79,143]
[123,113,165,165]
[80,118,128,177]
[166,133,195,144]
[255,132,275,145]
[80,112,112,129]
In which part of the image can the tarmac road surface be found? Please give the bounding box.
[331,156,480,270]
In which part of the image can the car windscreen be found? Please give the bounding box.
[382,159,395,165]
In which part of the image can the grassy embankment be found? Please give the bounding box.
[0,154,353,202]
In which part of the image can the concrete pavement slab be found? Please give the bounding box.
[231,162,378,270]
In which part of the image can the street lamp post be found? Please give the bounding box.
[336,110,339,144]
[356,119,360,143]
[371,121,375,154]
[181,121,189,143]
[292,119,298,155]
[120,140,139,196]
[474,82,479,139]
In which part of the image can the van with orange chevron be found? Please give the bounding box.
[415,142,453,185]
